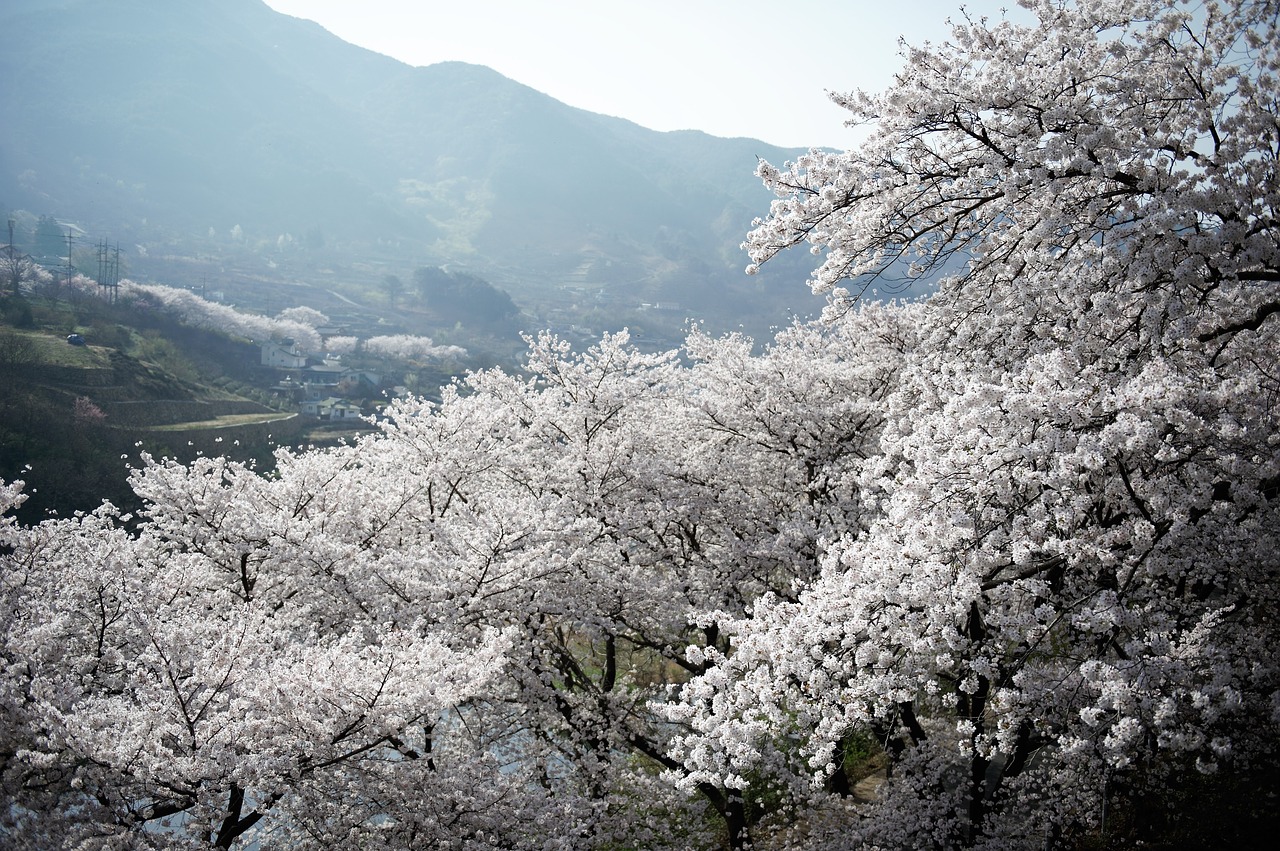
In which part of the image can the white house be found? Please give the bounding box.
[303,397,363,420]
[261,339,308,369]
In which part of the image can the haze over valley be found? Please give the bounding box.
[0,0,856,362]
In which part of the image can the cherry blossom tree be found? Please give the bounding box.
[670,0,1280,847]
[2,242,38,295]
[335,319,910,847]
[0,307,913,848]
[275,306,329,328]
[123,281,324,353]
[116,285,468,367]
[322,335,359,356]
[361,334,466,362]
[0,460,510,849]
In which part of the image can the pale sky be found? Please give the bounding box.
[262,1,1019,150]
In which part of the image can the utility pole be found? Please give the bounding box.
[110,242,121,303]
[96,238,107,293]
[64,228,75,288]
[93,238,123,303]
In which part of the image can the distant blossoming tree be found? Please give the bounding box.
[322,335,358,355]
[123,281,324,352]
[72,395,106,425]
[120,283,472,369]
[2,240,38,295]
[275,306,329,328]
[362,333,466,362]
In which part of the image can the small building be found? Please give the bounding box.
[346,369,381,388]
[305,361,348,382]
[261,340,307,369]
[325,399,363,420]
[303,397,364,420]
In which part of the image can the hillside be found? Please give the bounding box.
[0,0,827,337]
[0,286,318,522]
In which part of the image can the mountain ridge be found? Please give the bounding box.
[0,0,825,333]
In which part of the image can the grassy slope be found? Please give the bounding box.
[0,290,309,521]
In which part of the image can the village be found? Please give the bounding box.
[260,337,384,422]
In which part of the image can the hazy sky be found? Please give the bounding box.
[262,0,1018,149]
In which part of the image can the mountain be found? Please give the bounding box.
[0,0,826,334]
